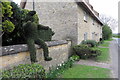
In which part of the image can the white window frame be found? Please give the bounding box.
[84,11,87,22]
[92,19,95,25]
[92,32,95,40]
[84,32,88,40]
[97,24,99,27]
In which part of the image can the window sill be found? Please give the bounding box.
[84,20,87,23]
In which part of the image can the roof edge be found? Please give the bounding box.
[76,0,103,25]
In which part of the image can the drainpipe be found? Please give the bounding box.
[33,0,35,11]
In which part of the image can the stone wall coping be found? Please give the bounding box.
[1,40,68,56]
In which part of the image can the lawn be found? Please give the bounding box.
[99,41,110,47]
[113,36,120,38]
[61,64,111,78]
[104,38,114,41]
[96,48,110,62]
[112,34,120,38]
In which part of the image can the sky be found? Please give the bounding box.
[90,0,119,20]
[13,0,119,33]
[90,0,119,33]
[13,0,21,5]
[14,0,119,19]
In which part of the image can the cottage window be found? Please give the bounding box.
[84,32,88,40]
[97,24,99,27]
[92,32,95,40]
[84,11,87,22]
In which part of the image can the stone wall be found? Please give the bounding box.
[77,5,91,44]
[24,1,103,45]
[77,3,102,43]
[0,40,71,71]
[25,1,78,45]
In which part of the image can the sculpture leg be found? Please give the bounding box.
[35,38,52,61]
[27,38,37,63]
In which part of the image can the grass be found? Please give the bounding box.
[61,64,111,78]
[104,38,114,41]
[112,34,120,38]
[99,38,113,47]
[113,36,120,38]
[96,48,110,62]
[96,39,111,62]
[99,41,110,47]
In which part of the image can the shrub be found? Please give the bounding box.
[73,45,101,59]
[70,55,80,61]
[98,38,104,45]
[2,2,55,46]
[90,48,102,57]
[2,20,15,32]
[1,1,15,33]
[73,45,91,59]
[81,40,98,47]
[102,24,112,40]
[46,58,74,78]
[1,64,46,79]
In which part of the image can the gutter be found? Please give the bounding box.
[76,0,103,26]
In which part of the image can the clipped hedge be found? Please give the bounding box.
[90,48,102,57]
[1,64,45,79]
[81,40,98,47]
[73,45,101,59]
[38,28,55,41]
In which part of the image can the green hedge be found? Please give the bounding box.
[38,28,55,41]
[81,40,98,47]
[73,45,101,59]
[1,64,45,79]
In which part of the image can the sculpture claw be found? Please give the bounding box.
[45,57,52,61]
[31,59,38,63]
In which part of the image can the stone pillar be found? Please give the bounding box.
[66,38,72,56]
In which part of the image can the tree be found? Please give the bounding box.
[2,1,39,46]
[102,24,112,40]
[2,1,27,45]
[2,1,54,46]
[0,0,15,33]
[100,14,118,32]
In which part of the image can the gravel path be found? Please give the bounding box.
[109,39,119,78]
[75,59,112,69]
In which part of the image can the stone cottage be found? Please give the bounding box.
[20,0,103,45]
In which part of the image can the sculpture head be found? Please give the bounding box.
[28,11,36,16]
[25,11,38,23]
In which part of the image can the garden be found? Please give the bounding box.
[59,27,113,78]
[0,0,113,79]
[1,39,112,79]
[45,39,112,78]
